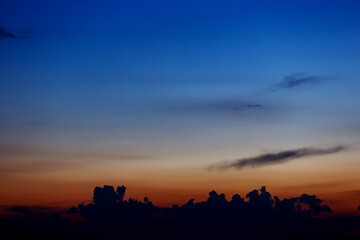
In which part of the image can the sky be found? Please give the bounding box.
[0,0,360,215]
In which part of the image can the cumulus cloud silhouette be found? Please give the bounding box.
[1,185,356,240]
[70,184,335,226]
[270,73,326,91]
[209,146,345,171]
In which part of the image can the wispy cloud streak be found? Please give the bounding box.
[0,28,16,39]
[269,73,326,91]
[209,146,345,171]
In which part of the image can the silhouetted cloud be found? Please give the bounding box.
[274,193,332,216]
[0,28,16,39]
[76,185,153,220]
[72,185,333,222]
[270,73,326,91]
[9,206,32,215]
[66,206,78,214]
[4,185,358,240]
[7,205,57,216]
[209,146,345,171]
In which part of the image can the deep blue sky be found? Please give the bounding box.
[1,0,360,210]
[1,0,360,156]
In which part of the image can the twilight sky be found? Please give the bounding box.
[1,0,360,215]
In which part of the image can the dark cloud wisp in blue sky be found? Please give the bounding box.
[270,73,327,91]
[209,145,345,171]
[0,28,16,39]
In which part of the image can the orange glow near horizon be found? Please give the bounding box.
[1,159,359,217]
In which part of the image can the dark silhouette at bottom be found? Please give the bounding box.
[1,185,359,240]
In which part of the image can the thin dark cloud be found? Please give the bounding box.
[0,28,17,39]
[9,206,32,215]
[5,205,58,216]
[246,104,263,109]
[227,102,263,111]
[209,146,345,171]
[270,73,326,91]
[0,27,33,40]
[196,100,264,112]
[164,99,265,114]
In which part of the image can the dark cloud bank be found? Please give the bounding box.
[1,185,360,240]
[209,145,344,171]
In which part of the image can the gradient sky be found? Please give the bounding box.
[1,0,360,215]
